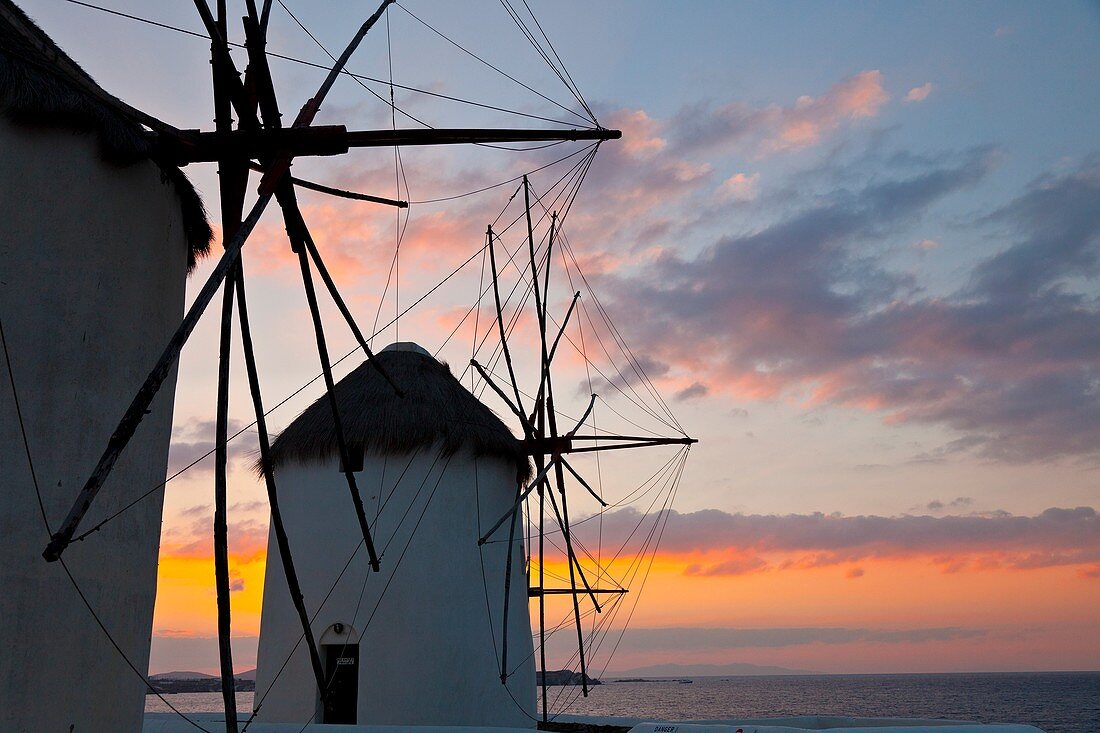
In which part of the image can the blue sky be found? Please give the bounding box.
[17,0,1100,673]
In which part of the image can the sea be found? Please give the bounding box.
[145,672,1100,733]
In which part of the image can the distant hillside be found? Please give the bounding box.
[608,662,815,678]
[147,670,255,694]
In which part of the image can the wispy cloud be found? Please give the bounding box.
[168,418,259,475]
[595,152,1100,462]
[577,505,1100,578]
[670,70,890,157]
[612,625,987,652]
[161,515,269,560]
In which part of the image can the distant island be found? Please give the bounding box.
[537,669,601,686]
[607,662,815,678]
[147,670,256,694]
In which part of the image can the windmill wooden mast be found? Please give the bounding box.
[473,176,696,721]
[36,1,618,729]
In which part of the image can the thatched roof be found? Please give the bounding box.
[268,343,531,481]
[0,0,212,268]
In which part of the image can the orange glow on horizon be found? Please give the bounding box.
[153,552,266,638]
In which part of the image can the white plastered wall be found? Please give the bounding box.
[254,446,536,728]
[0,118,188,732]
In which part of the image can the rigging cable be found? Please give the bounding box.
[497,0,595,125]
[438,146,597,359]
[557,243,606,605]
[387,8,403,343]
[523,177,685,435]
[59,0,595,130]
[62,144,597,545]
[274,0,591,151]
[549,448,687,715]
[517,0,596,123]
[394,0,591,127]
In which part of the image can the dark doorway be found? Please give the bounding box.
[321,643,359,724]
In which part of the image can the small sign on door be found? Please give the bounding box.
[336,657,355,666]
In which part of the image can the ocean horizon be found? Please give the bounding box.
[146,670,1099,733]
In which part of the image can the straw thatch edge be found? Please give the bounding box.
[0,1,212,269]
[266,349,533,483]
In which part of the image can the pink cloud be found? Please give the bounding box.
[670,70,890,157]
[575,505,1100,576]
[905,83,934,103]
[771,70,890,151]
[684,553,768,577]
[161,516,270,561]
[607,108,667,158]
[717,172,760,202]
[594,151,1100,462]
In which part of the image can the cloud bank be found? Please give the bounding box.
[577,505,1100,578]
[595,150,1100,462]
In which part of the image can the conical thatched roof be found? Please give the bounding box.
[0,0,212,268]
[268,343,531,481]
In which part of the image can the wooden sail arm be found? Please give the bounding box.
[158,126,621,165]
[487,226,529,424]
[560,456,608,508]
[544,485,602,613]
[470,360,536,438]
[347,126,620,148]
[528,293,582,422]
[547,292,582,369]
[245,162,407,207]
[565,393,597,438]
[529,587,628,597]
[41,191,275,562]
[524,434,696,456]
[192,0,253,128]
[478,460,555,545]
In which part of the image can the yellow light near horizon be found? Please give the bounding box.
[153,552,266,637]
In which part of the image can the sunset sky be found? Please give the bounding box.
[19,1,1100,678]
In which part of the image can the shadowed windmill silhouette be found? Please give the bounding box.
[471,176,697,721]
[23,1,618,731]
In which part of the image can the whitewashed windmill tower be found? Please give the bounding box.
[0,2,211,731]
[254,342,536,726]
